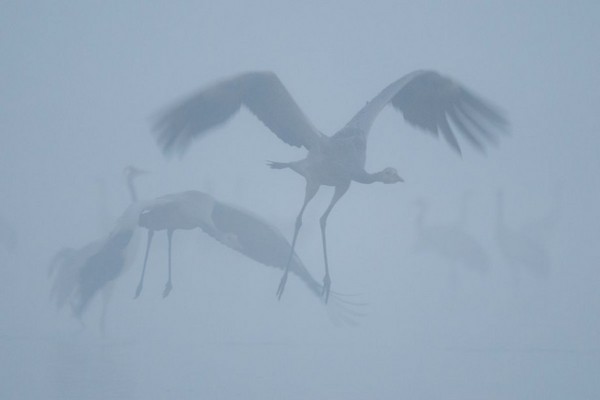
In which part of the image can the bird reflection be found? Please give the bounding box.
[412,196,490,285]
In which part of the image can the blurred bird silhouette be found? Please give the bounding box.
[412,195,490,282]
[133,190,361,323]
[152,70,508,301]
[71,201,146,319]
[48,166,148,326]
[495,190,557,285]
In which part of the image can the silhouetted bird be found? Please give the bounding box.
[68,190,360,324]
[134,190,360,319]
[49,166,147,324]
[153,70,508,301]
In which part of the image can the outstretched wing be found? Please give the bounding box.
[344,70,508,155]
[207,201,324,295]
[154,71,324,156]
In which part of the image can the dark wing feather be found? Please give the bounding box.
[344,70,508,154]
[447,108,485,153]
[391,71,508,154]
[153,72,323,156]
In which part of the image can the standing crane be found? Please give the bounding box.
[71,201,147,318]
[48,166,147,324]
[152,70,508,301]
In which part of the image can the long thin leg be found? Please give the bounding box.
[277,181,319,300]
[163,229,174,298]
[319,183,350,303]
[134,230,154,298]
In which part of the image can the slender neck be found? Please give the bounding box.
[354,169,385,184]
[127,176,138,203]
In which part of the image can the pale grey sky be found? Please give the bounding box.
[1,1,599,399]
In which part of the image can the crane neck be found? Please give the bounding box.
[353,169,386,184]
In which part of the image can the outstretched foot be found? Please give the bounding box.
[276,272,288,300]
[322,274,331,303]
[163,281,172,298]
[134,283,143,299]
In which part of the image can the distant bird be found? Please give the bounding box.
[133,190,358,312]
[72,203,144,318]
[152,70,508,301]
[0,215,18,254]
[49,166,147,323]
[495,191,552,284]
[59,189,358,324]
[413,196,490,280]
[49,242,103,311]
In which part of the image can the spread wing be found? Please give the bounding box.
[154,71,324,156]
[345,70,508,155]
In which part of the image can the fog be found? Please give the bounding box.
[1,1,599,399]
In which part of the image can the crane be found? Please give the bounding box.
[66,189,359,324]
[133,190,358,312]
[48,166,147,324]
[152,70,508,301]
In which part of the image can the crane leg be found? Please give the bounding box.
[319,183,349,303]
[134,230,154,298]
[163,230,174,298]
[277,182,319,300]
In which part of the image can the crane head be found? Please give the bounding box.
[381,167,403,184]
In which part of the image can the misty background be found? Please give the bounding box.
[1,1,599,399]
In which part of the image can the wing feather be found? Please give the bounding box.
[447,108,485,153]
[345,70,508,154]
[454,102,499,145]
[438,111,462,155]
[153,72,323,156]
